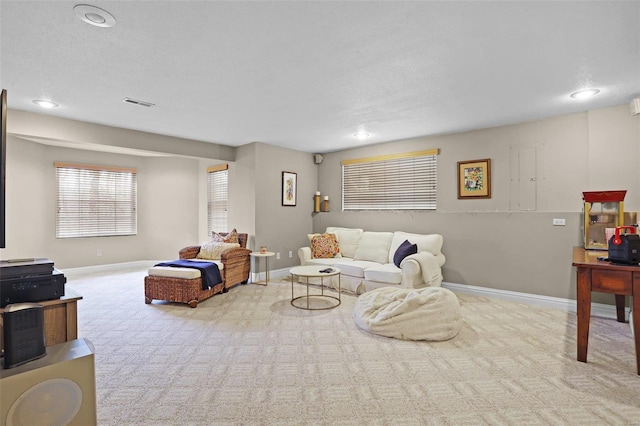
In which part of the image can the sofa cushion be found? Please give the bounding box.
[338,260,381,278]
[305,258,339,267]
[311,233,341,258]
[364,264,403,285]
[197,241,240,260]
[393,240,418,267]
[149,266,201,279]
[149,259,223,279]
[354,231,394,264]
[388,232,443,264]
[326,227,363,258]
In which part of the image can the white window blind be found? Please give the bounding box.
[207,164,228,234]
[342,149,438,211]
[55,163,137,238]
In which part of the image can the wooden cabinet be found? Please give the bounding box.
[0,288,82,351]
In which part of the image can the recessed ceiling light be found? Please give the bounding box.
[32,99,59,108]
[74,4,116,28]
[354,131,371,140]
[570,88,600,99]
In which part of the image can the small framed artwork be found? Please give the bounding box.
[282,171,297,206]
[457,159,491,199]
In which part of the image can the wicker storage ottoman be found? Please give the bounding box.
[144,273,224,308]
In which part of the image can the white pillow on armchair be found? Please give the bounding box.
[197,242,240,260]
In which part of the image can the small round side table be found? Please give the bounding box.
[250,251,275,286]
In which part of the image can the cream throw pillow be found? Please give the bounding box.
[353,231,394,264]
[325,227,363,258]
[197,242,240,260]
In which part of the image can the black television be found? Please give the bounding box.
[1,89,6,248]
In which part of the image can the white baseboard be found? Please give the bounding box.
[442,281,629,320]
[60,262,629,321]
[266,271,629,320]
[62,260,157,277]
[251,267,291,283]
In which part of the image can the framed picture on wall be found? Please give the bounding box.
[282,171,297,206]
[457,159,491,199]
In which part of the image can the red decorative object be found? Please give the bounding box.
[582,190,627,203]
[612,226,637,246]
[582,190,627,250]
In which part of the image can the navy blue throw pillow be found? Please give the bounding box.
[393,239,418,267]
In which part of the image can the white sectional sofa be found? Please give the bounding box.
[298,227,445,294]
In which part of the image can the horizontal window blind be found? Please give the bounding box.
[342,150,438,211]
[207,165,228,234]
[55,163,137,238]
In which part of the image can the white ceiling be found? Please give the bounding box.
[2,1,639,154]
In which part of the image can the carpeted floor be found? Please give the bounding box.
[66,264,640,425]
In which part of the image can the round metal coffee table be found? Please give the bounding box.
[289,265,341,310]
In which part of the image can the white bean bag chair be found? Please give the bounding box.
[353,286,461,341]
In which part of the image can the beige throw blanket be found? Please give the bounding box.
[402,251,444,287]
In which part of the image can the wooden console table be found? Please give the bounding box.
[0,288,82,352]
[572,247,640,374]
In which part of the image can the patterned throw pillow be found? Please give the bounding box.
[307,233,321,243]
[224,228,239,244]
[212,228,239,244]
[311,233,340,259]
[308,233,342,258]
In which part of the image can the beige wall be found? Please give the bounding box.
[316,105,640,301]
[194,157,253,245]
[1,111,317,271]
[2,135,201,268]
[226,143,258,246]
[202,141,319,271]
[252,142,317,269]
[2,104,638,304]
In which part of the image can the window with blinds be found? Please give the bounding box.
[207,164,228,234]
[342,149,438,211]
[55,163,137,238]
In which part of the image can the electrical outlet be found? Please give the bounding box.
[276,252,280,260]
[552,218,566,226]
[97,249,102,256]
[289,251,293,258]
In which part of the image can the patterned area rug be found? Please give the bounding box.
[67,265,640,425]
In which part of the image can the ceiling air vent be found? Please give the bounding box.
[123,98,155,108]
